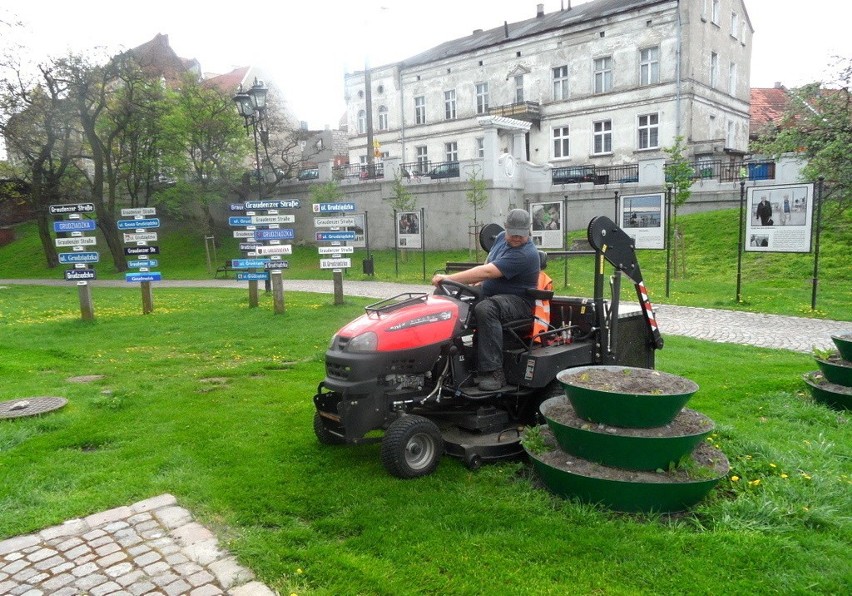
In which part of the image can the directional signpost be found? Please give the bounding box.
[228,198,299,313]
[313,202,358,305]
[119,207,161,314]
[51,204,97,320]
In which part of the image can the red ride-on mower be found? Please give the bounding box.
[313,216,664,478]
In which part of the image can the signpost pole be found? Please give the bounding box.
[271,270,285,314]
[811,178,824,311]
[141,281,154,314]
[77,282,94,321]
[333,270,344,305]
[735,180,746,303]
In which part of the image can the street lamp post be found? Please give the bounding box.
[234,78,269,308]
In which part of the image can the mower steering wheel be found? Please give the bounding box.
[436,279,481,303]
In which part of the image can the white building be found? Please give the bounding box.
[344,0,754,178]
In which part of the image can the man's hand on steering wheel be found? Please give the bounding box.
[433,277,481,302]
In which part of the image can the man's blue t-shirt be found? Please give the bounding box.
[481,232,540,304]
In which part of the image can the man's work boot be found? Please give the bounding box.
[478,369,505,391]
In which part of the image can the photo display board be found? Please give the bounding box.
[530,201,564,249]
[746,184,814,253]
[619,193,665,249]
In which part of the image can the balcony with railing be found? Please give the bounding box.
[666,159,776,183]
[551,163,639,186]
[487,101,541,124]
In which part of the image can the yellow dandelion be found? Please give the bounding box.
[749,479,761,487]
[769,463,777,468]
[780,473,788,479]
[801,473,812,480]
[730,475,740,482]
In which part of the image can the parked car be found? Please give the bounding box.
[552,165,596,184]
[427,162,460,179]
[297,168,319,181]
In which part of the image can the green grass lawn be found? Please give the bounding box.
[1,207,850,320]
[0,285,849,594]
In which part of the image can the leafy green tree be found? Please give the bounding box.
[466,166,489,260]
[310,180,344,204]
[753,58,851,228]
[663,136,695,278]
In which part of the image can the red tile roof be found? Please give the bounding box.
[750,87,791,137]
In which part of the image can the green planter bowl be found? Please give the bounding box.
[539,397,715,471]
[831,332,852,362]
[556,365,699,428]
[803,371,852,411]
[525,426,729,513]
[815,357,852,387]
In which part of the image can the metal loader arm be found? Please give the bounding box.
[587,216,664,350]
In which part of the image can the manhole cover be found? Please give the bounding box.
[0,397,68,419]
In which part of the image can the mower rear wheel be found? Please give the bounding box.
[313,412,345,445]
[381,415,444,478]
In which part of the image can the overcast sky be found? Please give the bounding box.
[3,0,850,130]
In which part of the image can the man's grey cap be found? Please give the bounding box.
[505,209,531,236]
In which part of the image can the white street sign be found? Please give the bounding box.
[123,232,158,242]
[314,216,357,228]
[55,236,97,247]
[253,244,293,255]
[318,246,354,254]
[121,207,157,216]
[320,258,351,269]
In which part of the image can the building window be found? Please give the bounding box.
[638,113,659,150]
[730,11,738,38]
[639,47,659,85]
[414,96,426,125]
[710,52,719,87]
[729,62,737,94]
[712,0,720,25]
[357,110,366,134]
[444,90,456,120]
[594,57,612,94]
[476,137,484,158]
[514,75,524,104]
[593,120,612,154]
[475,82,489,114]
[377,105,388,131]
[552,126,570,159]
[415,145,429,173]
[726,120,735,148]
[445,141,458,162]
[552,65,569,100]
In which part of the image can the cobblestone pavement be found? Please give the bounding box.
[0,494,274,596]
[0,278,848,595]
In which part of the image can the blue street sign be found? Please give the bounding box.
[237,272,269,281]
[64,268,96,281]
[228,216,252,226]
[314,202,356,213]
[254,228,295,240]
[58,251,99,264]
[128,259,159,268]
[230,258,270,269]
[316,231,356,242]
[53,220,96,232]
[245,199,301,209]
[117,218,160,230]
[126,272,162,282]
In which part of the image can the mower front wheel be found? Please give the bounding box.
[381,415,444,478]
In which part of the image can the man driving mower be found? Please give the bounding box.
[431,209,540,391]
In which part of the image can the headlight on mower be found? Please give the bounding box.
[345,331,378,353]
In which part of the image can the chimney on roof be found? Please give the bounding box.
[537,4,544,17]
[774,82,783,88]
[504,21,509,38]
[473,28,483,34]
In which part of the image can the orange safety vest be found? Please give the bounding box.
[532,270,553,342]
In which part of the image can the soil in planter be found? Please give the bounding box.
[544,398,711,438]
[535,427,728,483]
[565,367,696,395]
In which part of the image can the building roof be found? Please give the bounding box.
[401,0,666,68]
[127,33,189,83]
[204,67,251,95]
[750,86,791,138]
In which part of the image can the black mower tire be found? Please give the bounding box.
[313,412,345,445]
[381,415,444,479]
